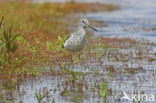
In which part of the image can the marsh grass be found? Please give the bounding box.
[0,17,19,67]
[0,0,119,94]
[99,82,108,98]
[0,1,127,102]
[47,35,67,52]
[35,92,46,103]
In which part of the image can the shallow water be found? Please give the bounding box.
[87,0,156,43]
[34,0,156,42]
[1,0,156,103]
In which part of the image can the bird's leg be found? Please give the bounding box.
[78,51,81,60]
[70,52,73,64]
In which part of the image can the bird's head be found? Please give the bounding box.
[78,18,98,31]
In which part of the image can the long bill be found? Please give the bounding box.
[88,25,98,31]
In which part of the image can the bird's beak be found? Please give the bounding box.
[88,25,98,31]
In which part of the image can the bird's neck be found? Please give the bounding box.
[77,26,86,36]
[76,26,86,34]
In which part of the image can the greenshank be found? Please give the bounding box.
[62,18,98,62]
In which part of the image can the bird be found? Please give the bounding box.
[62,18,98,63]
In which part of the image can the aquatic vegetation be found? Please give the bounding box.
[0,0,155,103]
[0,0,118,85]
[35,92,46,103]
[0,1,118,83]
[0,17,19,64]
[99,82,108,98]
[52,98,55,103]
[51,35,67,52]
[2,26,19,53]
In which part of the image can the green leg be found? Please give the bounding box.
[78,51,81,60]
[70,53,73,64]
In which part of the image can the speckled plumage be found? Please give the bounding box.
[63,26,87,52]
[63,18,89,52]
[63,18,97,62]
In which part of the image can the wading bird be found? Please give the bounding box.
[62,18,98,63]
